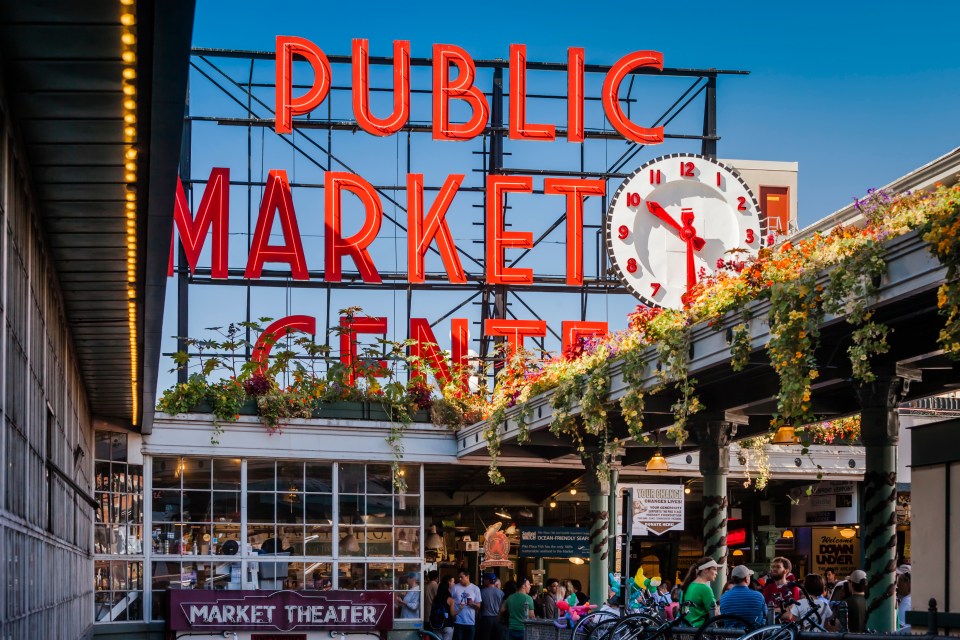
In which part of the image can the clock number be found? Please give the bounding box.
[746,229,756,244]
[626,258,638,273]
[649,169,662,184]
[625,192,641,207]
[618,225,630,240]
[651,282,662,296]
[767,233,776,246]
[737,196,748,211]
[680,161,695,177]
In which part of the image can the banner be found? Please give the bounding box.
[810,529,860,578]
[618,483,685,535]
[518,527,590,557]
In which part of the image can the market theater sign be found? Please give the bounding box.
[170,39,723,389]
[169,590,392,632]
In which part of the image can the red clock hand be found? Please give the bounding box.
[646,201,706,251]
[681,208,699,295]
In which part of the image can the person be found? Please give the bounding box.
[653,580,672,608]
[479,573,504,640]
[397,573,421,619]
[824,569,837,594]
[784,573,833,631]
[501,575,535,640]
[762,557,801,613]
[844,570,868,633]
[680,557,722,627]
[720,565,766,627]
[665,586,681,620]
[570,579,588,605]
[424,570,440,627]
[429,575,457,640]
[897,571,912,633]
[451,569,482,640]
[539,578,560,620]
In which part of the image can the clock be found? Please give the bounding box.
[605,153,762,309]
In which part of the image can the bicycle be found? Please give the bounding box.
[733,584,833,640]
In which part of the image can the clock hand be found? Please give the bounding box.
[647,201,706,251]
[685,235,697,296]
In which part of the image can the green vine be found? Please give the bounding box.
[651,320,702,446]
[619,346,648,441]
[485,405,506,485]
[920,184,960,357]
[729,309,752,372]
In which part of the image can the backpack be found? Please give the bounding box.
[429,598,450,630]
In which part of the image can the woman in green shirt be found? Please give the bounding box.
[680,557,722,627]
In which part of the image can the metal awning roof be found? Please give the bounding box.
[0,0,194,427]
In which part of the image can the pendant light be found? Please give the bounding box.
[340,527,360,554]
[772,425,800,444]
[425,524,444,550]
[646,451,670,472]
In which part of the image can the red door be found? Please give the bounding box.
[760,186,790,234]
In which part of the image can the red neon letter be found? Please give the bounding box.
[339,316,388,386]
[276,36,332,134]
[244,170,309,280]
[561,321,608,357]
[408,173,466,284]
[567,47,585,143]
[352,39,410,136]
[252,315,317,376]
[544,178,605,285]
[601,50,664,144]
[409,318,469,392]
[486,175,534,285]
[168,167,230,278]
[509,44,555,141]
[324,172,383,283]
[432,44,489,141]
[484,319,547,359]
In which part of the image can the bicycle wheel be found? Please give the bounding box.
[736,624,796,640]
[604,613,661,640]
[574,611,619,640]
[590,617,626,640]
[693,614,757,640]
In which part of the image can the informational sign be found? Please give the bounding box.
[790,481,858,526]
[168,590,392,633]
[618,484,685,535]
[810,529,860,578]
[518,527,590,558]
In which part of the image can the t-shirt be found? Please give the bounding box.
[451,582,482,625]
[481,586,504,617]
[400,586,421,619]
[683,582,716,627]
[845,594,866,632]
[762,581,801,610]
[505,592,535,630]
[898,594,912,631]
[789,597,832,630]
[720,585,767,627]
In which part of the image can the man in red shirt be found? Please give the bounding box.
[762,557,801,616]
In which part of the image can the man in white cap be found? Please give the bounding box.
[720,565,766,627]
[845,569,867,632]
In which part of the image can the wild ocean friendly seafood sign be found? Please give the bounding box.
[168,590,392,632]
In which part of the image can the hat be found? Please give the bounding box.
[848,570,867,583]
[484,573,498,583]
[896,564,912,575]
[697,559,726,571]
[731,565,754,579]
[406,572,419,580]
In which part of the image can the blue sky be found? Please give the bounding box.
[158,0,960,391]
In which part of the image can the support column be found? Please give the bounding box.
[607,465,620,579]
[582,450,610,604]
[857,375,904,632]
[697,421,735,595]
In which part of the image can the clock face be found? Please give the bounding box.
[605,153,762,309]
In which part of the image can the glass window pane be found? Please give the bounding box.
[365,494,392,525]
[340,562,365,589]
[305,493,332,524]
[339,463,364,493]
[247,492,276,523]
[395,495,419,526]
[152,457,181,489]
[277,491,304,524]
[247,524,275,552]
[366,562,393,590]
[281,525,306,556]
[366,528,392,557]
[212,458,241,490]
[339,494,364,525]
[182,491,211,522]
[247,460,275,492]
[152,490,182,522]
[258,558,295,590]
[181,458,211,490]
[398,465,420,494]
[95,432,113,462]
[305,462,332,492]
[152,523,182,554]
[95,461,111,492]
[395,527,420,557]
[183,524,211,555]
[305,525,332,556]
[277,461,305,492]
[339,527,365,557]
[367,464,392,494]
[301,562,333,590]
[211,491,241,521]
[212,523,241,555]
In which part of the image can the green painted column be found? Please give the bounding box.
[698,421,735,596]
[607,466,620,577]
[857,375,904,633]
[582,450,610,604]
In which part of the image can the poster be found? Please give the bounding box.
[810,528,860,578]
[618,483,685,535]
[518,528,590,557]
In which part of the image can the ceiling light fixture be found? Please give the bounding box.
[646,451,670,472]
[494,510,512,520]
